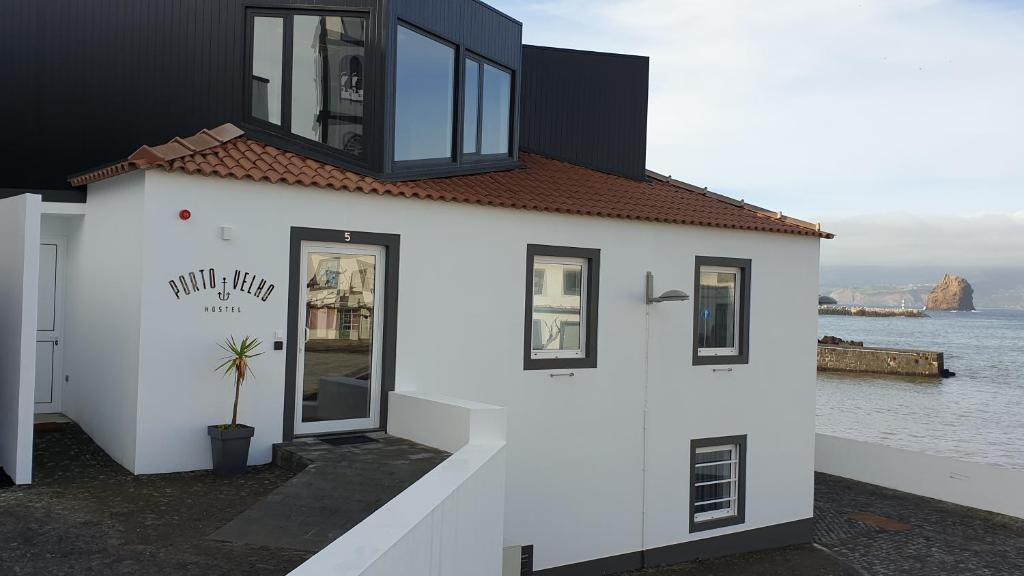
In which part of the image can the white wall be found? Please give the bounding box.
[0,194,41,484]
[61,173,146,472]
[816,434,1024,519]
[289,391,506,576]
[643,234,819,548]
[102,169,818,569]
[388,391,506,453]
[286,391,506,576]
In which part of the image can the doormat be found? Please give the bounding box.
[319,435,377,447]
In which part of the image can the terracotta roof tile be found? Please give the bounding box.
[70,124,832,239]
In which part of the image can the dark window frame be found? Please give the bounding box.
[243,7,374,169]
[461,51,514,163]
[523,244,600,371]
[283,227,400,441]
[692,256,751,366]
[690,434,747,533]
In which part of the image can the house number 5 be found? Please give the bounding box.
[344,232,351,242]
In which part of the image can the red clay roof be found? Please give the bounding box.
[70,124,832,239]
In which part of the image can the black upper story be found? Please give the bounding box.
[0,0,650,202]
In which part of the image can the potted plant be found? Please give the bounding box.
[208,335,262,476]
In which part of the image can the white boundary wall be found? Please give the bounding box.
[287,392,507,576]
[816,434,1024,519]
[0,194,41,485]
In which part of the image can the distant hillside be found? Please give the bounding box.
[820,266,1024,309]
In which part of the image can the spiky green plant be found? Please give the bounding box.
[216,336,263,428]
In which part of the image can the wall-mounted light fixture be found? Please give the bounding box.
[646,271,690,304]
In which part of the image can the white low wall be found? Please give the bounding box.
[816,433,1024,519]
[287,392,507,576]
[0,194,41,485]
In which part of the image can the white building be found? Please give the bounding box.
[0,2,832,573]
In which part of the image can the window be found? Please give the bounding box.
[524,245,600,370]
[559,321,581,350]
[251,17,284,125]
[562,267,581,296]
[247,12,367,158]
[693,257,751,365]
[394,25,455,162]
[463,56,512,158]
[341,309,361,335]
[292,15,367,155]
[531,257,585,357]
[481,63,511,155]
[463,60,480,154]
[690,435,746,533]
[698,267,738,354]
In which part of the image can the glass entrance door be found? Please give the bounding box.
[294,242,384,435]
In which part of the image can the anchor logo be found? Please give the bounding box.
[217,278,231,302]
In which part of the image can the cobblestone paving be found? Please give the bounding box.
[620,545,858,575]
[0,424,310,576]
[815,472,1024,576]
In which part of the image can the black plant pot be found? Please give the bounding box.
[208,424,255,476]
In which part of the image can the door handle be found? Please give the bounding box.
[54,339,59,347]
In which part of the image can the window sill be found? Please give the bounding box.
[390,157,520,181]
[693,353,748,366]
[524,356,597,371]
[690,514,744,533]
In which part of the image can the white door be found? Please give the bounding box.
[294,242,385,435]
[34,238,65,414]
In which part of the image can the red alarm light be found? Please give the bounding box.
[179,209,192,221]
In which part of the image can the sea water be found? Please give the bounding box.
[817,309,1024,470]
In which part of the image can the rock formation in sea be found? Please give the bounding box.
[818,335,864,347]
[926,275,976,311]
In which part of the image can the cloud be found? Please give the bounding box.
[489,0,1024,220]
[821,211,1024,267]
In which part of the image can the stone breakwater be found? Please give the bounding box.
[819,306,927,318]
[817,344,944,377]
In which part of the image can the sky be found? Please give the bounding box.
[488,0,1024,269]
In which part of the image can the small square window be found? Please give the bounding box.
[341,309,361,336]
[524,245,600,370]
[693,257,750,365]
[691,435,746,533]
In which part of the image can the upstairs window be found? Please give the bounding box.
[292,15,367,155]
[247,11,368,159]
[394,25,455,162]
[533,256,586,358]
[463,56,512,158]
[251,17,284,125]
[524,245,600,370]
[693,257,751,365]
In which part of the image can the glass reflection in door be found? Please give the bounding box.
[300,247,381,429]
